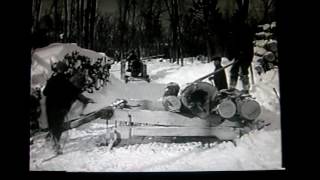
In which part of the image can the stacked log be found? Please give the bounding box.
[162,82,181,112]
[213,90,261,121]
[253,21,279,75]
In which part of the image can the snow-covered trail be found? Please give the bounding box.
[68,73,167,118]
[30,126,282,171]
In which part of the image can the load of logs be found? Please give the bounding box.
[163,82,261,124]
[253,22,279,75]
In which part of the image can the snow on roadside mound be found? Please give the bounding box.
[251,69,280,113]
[31,43,106,88]
[30,128,282,171]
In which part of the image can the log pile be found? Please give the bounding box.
[162,82,261,122]
[253,22,279,75]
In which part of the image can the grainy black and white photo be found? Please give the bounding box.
[30,0,283,171]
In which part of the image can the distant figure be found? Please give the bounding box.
[43,62,94,154]
[126,50,139,72]
[229,20,254,94]
[114,50,121,62]
[127,50,143,77]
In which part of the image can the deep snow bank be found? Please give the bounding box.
[31,43,106,88]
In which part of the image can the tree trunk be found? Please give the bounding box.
[37,0,42,29]
[118,0,130,78]
[80,0,84,46]
[176,44,179,65]
[31,0,43,34]
[180,47,184,66]
[206,38,212,62]
[69,0,74,42]
[90,0,96,49]
[31,0,34,33]
[172,30,177,63]
[76,0,80,45]
[35,0,42,31]
[84,0,91,48]
[64,0,68,43]
[262,0,274,23]
[53,0,59,42]
[171,0,179,64]
[131,0,136,51]
[203,1,212,63]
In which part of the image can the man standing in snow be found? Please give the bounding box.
[43,62,94,154]
[228,17,254,94]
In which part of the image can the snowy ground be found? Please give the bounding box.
[30,56,283,171]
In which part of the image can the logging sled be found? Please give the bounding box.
[123,55,164,84]
[31,63,268,149]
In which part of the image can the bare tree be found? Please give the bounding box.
[89,0,97,49]
[261,0,275,23]
[190,0,219,62]
[117,0,131,79]
[235,0,249,21]
[55,0,60,41]
[63,0,68,42]
[32,0,42,33]
[69,0,74,41]
[84,0,91,48]
[80,0,85,46]
[164,0,180,64]
[118,0,131,56]
[76,0,80,44]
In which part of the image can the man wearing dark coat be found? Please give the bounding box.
[229,20,254,93]
[43,62,94,154]
[127,50,141,77]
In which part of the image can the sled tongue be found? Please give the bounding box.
[193,60,238,83]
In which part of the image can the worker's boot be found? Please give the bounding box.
[229,76,238,91]
[241,75,250,94]
[52,136,63,155]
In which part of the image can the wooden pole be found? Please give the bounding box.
[193,60,238,83]
[250,64,255,85]
[273,87,280,99]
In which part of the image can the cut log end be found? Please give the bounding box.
[217,99,237,119]
[237,99,261,120]
[163,82,180,97]
[263,51,276,62]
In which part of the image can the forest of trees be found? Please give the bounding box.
[31,0,276,64]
